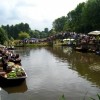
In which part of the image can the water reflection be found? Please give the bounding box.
[47,46,100,87]
[1,80,27,94]
[1,47,100,100]
[14,47,31,57]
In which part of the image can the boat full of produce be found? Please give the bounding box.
[0,62,27,86]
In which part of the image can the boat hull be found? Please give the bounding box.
[0,76,26,87]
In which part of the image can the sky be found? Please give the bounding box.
[0,0,87,31]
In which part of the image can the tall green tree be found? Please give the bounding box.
[44,28,49,33]
[67,2,85,33]
[82,0,100,33]
[53,16,67,32]
[52,0,100,34]
[1,23,30,39]
[0,27,8,44]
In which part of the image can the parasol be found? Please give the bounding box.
[88,31,100,35]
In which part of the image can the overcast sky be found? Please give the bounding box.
[0,0,87,31]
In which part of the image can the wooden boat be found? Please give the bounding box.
[0,62,27,86]
[7,46,15,50]
[74,47,88,53]
[2,80,28,93]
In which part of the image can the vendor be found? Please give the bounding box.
[14,54,21,65]
[2,55,9,70]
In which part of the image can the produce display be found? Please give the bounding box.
[7,71,17,78]
[7,62,15,70]
[6,68,25,78]
[3,62,26,78]
[7,62,15,67]
[0,49,27,82]
[16,68,25,76]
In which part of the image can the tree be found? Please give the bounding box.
[0,27,8,44]
[44,28,49,33]
[67,2,85,33]
[18,31,30,40]
[30,30,40,38]
[48,29,56,36]
[1,23,31,39]
[53,16,67,32]
[82,0,100,33]
[40,31,48,38]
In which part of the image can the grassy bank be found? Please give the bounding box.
[15,42,49,47]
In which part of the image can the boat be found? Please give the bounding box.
[2,80,28,93]
[0,62,27,86]
[7,46,15,50]
[74,46,88,53]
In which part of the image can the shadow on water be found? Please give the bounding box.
[46,46,100,87]
[0,80,27,94]
[14,47,31,57]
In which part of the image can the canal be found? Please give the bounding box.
[0,46,100,100]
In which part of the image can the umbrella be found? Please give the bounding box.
[88,31,100,35]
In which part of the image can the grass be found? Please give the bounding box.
[90,94,100,100]
[59,94,66,100]
[15,42,49,47]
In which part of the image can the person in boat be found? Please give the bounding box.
[2,55,9,70]
[14,54,21,65]
[8,51,15,62]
